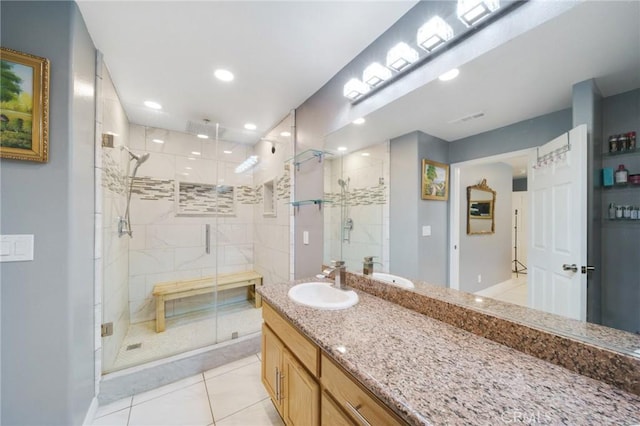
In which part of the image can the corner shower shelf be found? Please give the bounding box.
[286,149,332,171]
[289,199,330,212]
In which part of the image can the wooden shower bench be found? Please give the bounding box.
[152,271,263,332]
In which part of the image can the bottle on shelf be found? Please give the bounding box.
[615,164,629,185]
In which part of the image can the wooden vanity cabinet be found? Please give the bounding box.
[261,304,320,425]
[321,353,405,426]
[261,302,405,426]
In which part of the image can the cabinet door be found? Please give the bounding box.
[283,349,319,426]
[321,392,354,426]
[262,324,285,416]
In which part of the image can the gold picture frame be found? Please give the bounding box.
[421,159,449,200]
[0,47,50,162]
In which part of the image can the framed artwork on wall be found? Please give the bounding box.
[421,158,449,201]
[0,47,50,162]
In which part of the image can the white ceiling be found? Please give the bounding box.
[75,0,417,144]
[325,1,640,155]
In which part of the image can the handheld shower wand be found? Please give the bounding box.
[118,146,150,237]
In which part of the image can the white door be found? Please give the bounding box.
[527,125,587,320]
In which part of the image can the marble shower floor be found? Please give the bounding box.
[92,354,284,426]
[109,301,263,372]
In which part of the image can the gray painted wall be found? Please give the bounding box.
[1,2,96,425]
[389,131,448,284]
[601,88,640,334]
[572,79,603,325]
[449,108,573,163]
[417,132,449,285]
[459,164,513,293]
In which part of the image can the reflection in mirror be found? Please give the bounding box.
[323,144,388,273]
[321,2,640,357]
[467,179,496,235]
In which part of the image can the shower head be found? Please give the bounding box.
[338,178,350,188]
[121,146,150,164]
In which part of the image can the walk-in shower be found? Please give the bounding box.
[118,145,150,238]
[338,177,353,243]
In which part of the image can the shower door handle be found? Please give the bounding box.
[205,224,211,254]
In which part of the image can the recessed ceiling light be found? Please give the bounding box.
[439,68,460,81]
[353,117,366,125]
[337,147,347,152]
[144,100,162,110]
[244,123,257,131]
[185,167,192,170]
[188,157,196,161]
[223,150,233,154]
[152,138,164,144]
[191,151,201,155]
[182,172,189,176]
[361,152,370,157]
[280,131,291,137]
[197,134,209,139]
[214,69,234,82]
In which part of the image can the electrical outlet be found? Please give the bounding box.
[477,274,482,283]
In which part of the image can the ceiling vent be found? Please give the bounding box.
[448,111,485,124]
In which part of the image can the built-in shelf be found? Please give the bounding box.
[602,183,640,190]
[289,199,330,212]
[286,149,332,171]
[604,148,640,158]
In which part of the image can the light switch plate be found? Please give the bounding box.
[303,231,309,245]
[422,226,431,237]
[0,234,34,262]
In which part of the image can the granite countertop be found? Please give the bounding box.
[258,279,640,426]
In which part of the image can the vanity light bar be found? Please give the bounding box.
[343,1,503,102]
[363,62,392,87]
[457,0,500,27]
[386,42,419,72]
[417,16,454,52]
[343,78,371,101]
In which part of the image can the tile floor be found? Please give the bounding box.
[475,273,528,307]
[92,354,284,426]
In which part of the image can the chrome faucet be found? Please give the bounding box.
[323,260,347,290]
[363,256,383,276]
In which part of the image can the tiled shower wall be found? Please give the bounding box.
[97,58,132,374]
[324,142,390,273]
[252,137,292,287]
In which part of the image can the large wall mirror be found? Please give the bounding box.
[321,2,640,359]
[467,179,496,235]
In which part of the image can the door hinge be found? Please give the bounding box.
[101,322,113,337]
[581,265,595,274]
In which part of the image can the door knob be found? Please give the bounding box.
[562,264,578,272]
[581,265,595,274]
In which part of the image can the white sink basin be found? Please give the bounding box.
[371,272,415,289]
[288,282,358,310]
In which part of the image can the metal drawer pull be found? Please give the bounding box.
[562,263,578,272]
[275,367,280,401]
[346,401,372,426]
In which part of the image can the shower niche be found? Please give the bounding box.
[174,180,236,216]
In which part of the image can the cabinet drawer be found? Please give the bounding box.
[321,391,355,426]
[321,353,405,426]
[263,302,319,377]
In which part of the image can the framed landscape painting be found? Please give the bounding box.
[421,158,449,201]
[0,47,50,162]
